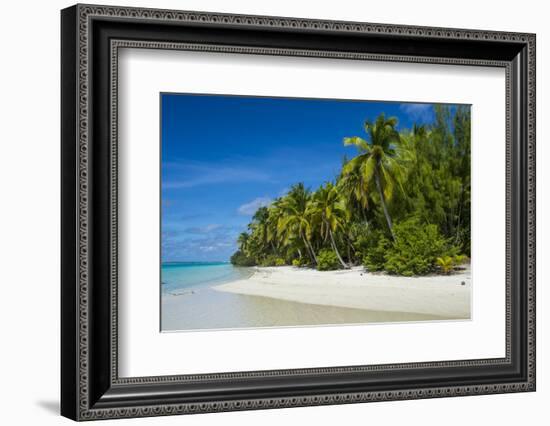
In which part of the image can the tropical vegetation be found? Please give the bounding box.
[231,106,471,276]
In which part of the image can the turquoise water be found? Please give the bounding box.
[161,262,253,294]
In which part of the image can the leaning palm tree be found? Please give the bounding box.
[342,113,403,241]
[278,184,318,265]
[309,183,350,268]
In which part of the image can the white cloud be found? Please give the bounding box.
[162,228,239,261]
[162,161,272,189]
[237,197,272,216]
[199,241,233,252]
[184,224,222,234]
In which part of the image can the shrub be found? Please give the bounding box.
[275,257,286,266]
[348,223,373,264]
[436,255,455,274]
[229,250,256,267]
[259,255,286,267]
[362,235,391,272]
[383,217,452,276]
[436,254,469,274]
[454,254,469,265]
[354,227,383,251]
[292,257,310,267]
[317,249,340,271]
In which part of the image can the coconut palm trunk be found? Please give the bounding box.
[301,232,317,264]
[374,168,396,241]
[328,228,348,269]
[455,183,466,245]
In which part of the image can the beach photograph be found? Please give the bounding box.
[160,93,471,332]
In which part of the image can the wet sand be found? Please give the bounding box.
[161,287,447,332]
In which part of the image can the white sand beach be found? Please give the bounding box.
[215,265,471,319]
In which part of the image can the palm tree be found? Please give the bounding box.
[252,206,271,254]
[310,183,349,268]
[237,231,250,255]
[266,199,286,254]
[397,125,425,168]
[278,183,318,264]
[343,113,403,241]
[337,162,370,223]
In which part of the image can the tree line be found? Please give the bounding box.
[231,105,471,276]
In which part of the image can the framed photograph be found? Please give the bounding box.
[61,4,536,421]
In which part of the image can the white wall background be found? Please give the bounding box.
[0,0,546,424]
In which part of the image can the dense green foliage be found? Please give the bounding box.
[383,217,452,276]
[230,250,256,267]
[230,107,471,276]
[362,234,391,272]
[317,249,340,271]
[259,255,286,267]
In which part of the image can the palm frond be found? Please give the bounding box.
[343,136,370,152]
[359,155,376,187]
[379,166,395,201]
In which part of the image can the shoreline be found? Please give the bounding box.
[214,265,471,318]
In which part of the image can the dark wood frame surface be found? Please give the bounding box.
[61,4,536,421]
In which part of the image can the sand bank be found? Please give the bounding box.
[215,266,471,319]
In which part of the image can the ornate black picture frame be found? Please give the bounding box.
[61,4,536,421]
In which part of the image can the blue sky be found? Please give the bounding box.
[161,93,439,262]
